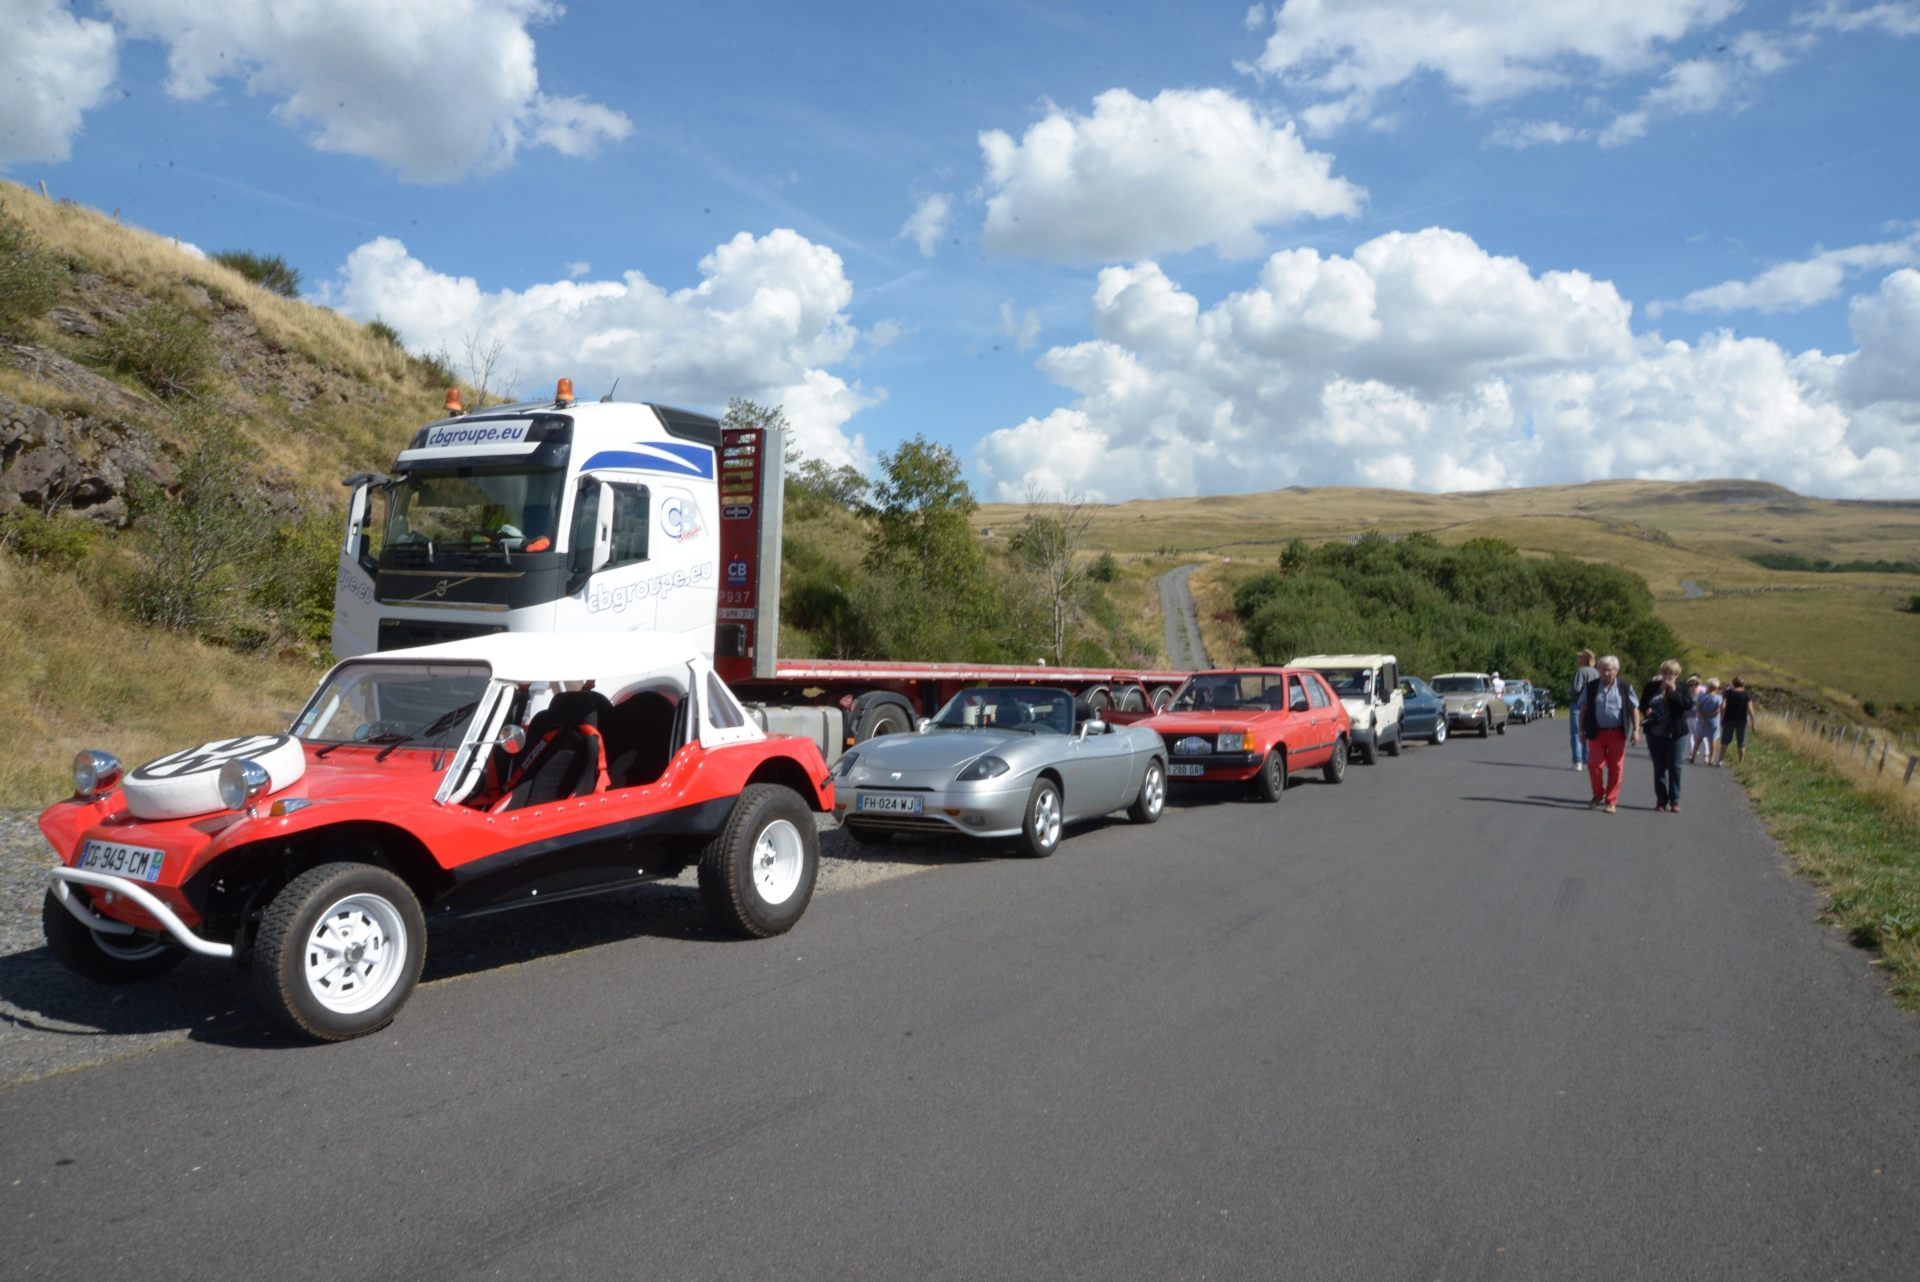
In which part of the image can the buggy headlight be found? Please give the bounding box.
[957,755,1010,781]
[218,759,272,811]
[73,750,122,797]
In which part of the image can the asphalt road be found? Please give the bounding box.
[4,721,1918,1279]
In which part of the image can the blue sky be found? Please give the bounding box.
[5,0,1918,498]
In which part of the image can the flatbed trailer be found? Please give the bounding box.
[331,380,1193,763]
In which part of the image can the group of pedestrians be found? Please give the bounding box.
[1566,647,1754,814]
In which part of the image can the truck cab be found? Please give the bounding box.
[1288,653,1404,764]
[333,390,728,660]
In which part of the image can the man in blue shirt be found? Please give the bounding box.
[1581,655,1639,813]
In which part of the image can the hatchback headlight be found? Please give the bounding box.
[72,750,122,798]
[1216,731,1254,753]
[218,758,272,811]
[957,755,1011,781]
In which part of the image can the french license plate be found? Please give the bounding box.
[1167,763,1206,777]
[857,792,923,814]
[78,840,166,882]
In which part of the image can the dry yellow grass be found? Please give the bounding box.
[1754,712,1920,830]
[0,557,317,809]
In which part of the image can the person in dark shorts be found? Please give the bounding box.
[1720,676,1754,762]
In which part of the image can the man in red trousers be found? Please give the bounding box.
[1581,655,1639,813]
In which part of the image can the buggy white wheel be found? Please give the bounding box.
[752,819,806,906]
[302,893,410,1015]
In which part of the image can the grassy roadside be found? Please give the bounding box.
[1732,721,1920,1009]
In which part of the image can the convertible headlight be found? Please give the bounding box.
[72,750,122,797]
[830,750,860,778]
[217,758,272,811]
[957,755,1011,781]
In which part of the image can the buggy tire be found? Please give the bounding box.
[1013,778,1064,857]
[1497,720,1506,735]
[1357,731,1377,765]
[699,785,819,938]
[42,890,186,984]
[253,863,425,1042]
[1127,759,1166,824]
[1322,737,1348,784]
[1255,749,1288,802]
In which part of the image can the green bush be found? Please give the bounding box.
[0,508,99,569]
[212,250,301,298]
[1864,700,1881,719]
[1234,534,1678,685]
[250,507,340,648]
[367,317,403,346]
[0,212,65,334]
[101,303,214,398]
[1088,551,1119,583]
[125,420,273,633]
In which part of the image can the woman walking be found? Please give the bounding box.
[1569,649,1599,770]
[1642,659,1696,812]
[1695,679,1725,765]
[1721,677,1755,763]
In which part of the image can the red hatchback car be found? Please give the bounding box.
[1144,668,1352,800]
[38,633,834,1041]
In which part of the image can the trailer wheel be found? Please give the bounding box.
[852,694,915,743]
[42,891,186,984]
[253,863,426,1042]
[1150,685,1176,712]
[699,784,820,938]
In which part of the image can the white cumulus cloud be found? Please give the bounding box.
[978,87,1363,261]
[328,229,876,469]
[1665,230,1920,314]
[978,228,1920,501]
[0,0,118,166]
[105,0,630,181]
[899,193,953,258]
[1250,0,1738,132]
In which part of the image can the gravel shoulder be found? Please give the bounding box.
[0,807,974,1089]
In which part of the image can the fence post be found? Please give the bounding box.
[1907,756,1918,787]
[1878,742,1889,773]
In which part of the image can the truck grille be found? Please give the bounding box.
[377,618,507,651]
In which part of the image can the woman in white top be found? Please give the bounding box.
[1695,679,1725,765]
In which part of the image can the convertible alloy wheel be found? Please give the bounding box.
[1015,779,1063,857]
[1128,760,1166,824]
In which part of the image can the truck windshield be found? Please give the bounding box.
[385,467,563,553]
[294,663,491,746]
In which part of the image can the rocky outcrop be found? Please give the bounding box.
[0,391,173,525]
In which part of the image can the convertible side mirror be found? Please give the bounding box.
[1080,719,1109,738]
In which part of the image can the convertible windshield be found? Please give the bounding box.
[385,466,563,552]
[1432,675,1489,694]
[1314,668,1373,697]
[294,663,490,746]
[1171,672,1289,712]
[932,687,1075,735]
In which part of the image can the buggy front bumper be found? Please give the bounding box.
[48,868,234,958]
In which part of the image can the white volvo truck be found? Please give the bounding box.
[333,382,1190,761]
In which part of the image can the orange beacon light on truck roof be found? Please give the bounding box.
[444,388,463,415]
[555,378,574,407]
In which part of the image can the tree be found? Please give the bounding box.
[1009,483,1099,665]
[866,435,983,595]
[1280,537,1310,573]
[459,332,518,409]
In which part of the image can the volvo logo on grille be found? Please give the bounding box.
[1174,736,1211,755]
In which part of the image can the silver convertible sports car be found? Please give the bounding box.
[832,686,1168,857]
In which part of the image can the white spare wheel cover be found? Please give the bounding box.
[123,734,306,820]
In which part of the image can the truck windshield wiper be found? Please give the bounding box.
[374,701,482,763]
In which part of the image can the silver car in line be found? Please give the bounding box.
[832,686,1168,857]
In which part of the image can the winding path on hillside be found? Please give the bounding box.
[1160,563,1211,671]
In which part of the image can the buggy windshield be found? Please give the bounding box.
[931,687,1075,735]
[1171,672,1289,712]
[294,663,491,747]
[1314,668,1373,697]
[385,466,563,552]
[1432,675,1489,694]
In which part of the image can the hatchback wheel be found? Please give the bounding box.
[1322,737,1348,784]
[1254,749,1288,802]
